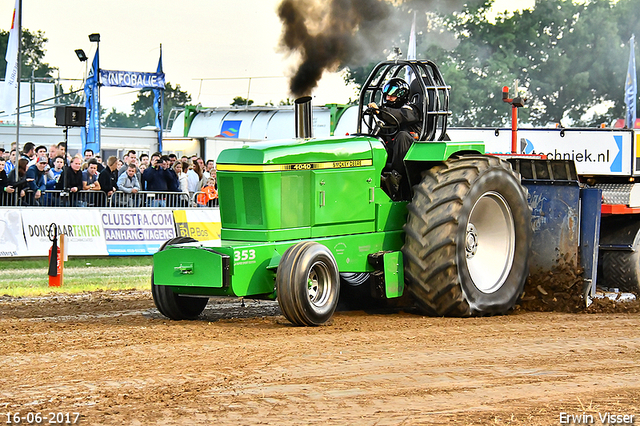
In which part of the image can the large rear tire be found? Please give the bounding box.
[276,242,340,326]
[152,237,209,320]
[402,156,531,316]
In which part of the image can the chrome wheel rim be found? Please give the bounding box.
[307,261,331,307]
[465,191,516,293]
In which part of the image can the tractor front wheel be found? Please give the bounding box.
[276,242,340,326]
[151,237,209,320]
[402,156,531,316]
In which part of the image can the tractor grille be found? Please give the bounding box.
[242,177,263,226]
[218,175,237,224]
[280,172,310,228]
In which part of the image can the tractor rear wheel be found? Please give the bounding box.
[276,242,340,326]
[402,156,531,316]
[151,237,209,320]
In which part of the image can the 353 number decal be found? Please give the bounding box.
[234,249,256,262]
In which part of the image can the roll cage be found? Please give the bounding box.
[357,60,451,142]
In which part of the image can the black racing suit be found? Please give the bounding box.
[377,103,421,173]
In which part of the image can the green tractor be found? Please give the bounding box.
[152,60,532,325]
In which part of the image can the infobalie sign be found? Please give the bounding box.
[100,70,165,89]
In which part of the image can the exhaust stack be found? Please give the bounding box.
[294,96,313,139]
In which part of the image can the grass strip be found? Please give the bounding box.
[0,256,153,297]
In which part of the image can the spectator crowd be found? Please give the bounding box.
[0,141,218,207]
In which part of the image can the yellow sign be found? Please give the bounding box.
[173,210,221,242]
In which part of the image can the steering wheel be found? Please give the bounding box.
[362,107,400,137]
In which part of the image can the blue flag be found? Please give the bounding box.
[82,48,100,153]
[153,46,164,151]
[625,35,637,129]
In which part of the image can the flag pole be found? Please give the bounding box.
[625,34,637,129]
[12,0,21,183]
[96,37,100,153]
[406,12,417,84]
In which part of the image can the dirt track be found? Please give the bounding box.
[0,290,639,425]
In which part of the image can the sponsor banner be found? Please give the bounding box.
[448,128,632,175]
[21,209,108,256]
[0,209,27,257]
[101,210,176,255]
[0,208,221,258]
[173,209,221,241]
[100,70,165,89]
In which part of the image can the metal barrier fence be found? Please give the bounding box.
[0,190,217,208]
[108,191,192,208]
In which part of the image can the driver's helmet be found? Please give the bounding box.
[382,78,410,108]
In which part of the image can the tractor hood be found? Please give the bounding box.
[215,135,388,242]
[216,136,379,170]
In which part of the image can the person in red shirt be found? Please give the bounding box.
[197,177,218,207]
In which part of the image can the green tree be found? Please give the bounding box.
[0,28,56,78]
[103,107,135,128]
[104,82,192,128]
[440,0,635,127]
[344,0,640,127]
[132,82,191,127]
[231,96,254,106]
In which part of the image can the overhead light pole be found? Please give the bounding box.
[75,49,88,91]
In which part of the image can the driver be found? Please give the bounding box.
[367,77,420,198]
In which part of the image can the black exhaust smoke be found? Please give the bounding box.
[277,0,482,99]
[277,0,392,98]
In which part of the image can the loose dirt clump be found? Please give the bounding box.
[586,293,640,314]
[518,254,588,312]
[516,259,640,314]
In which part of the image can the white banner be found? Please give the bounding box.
[0,209,27,256]
[21,209,108,256]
